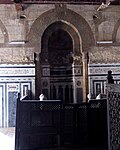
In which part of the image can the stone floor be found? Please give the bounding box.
[0,127,15,150]
[0,127,107,150]
[43,148,106,150]
[37,146,107,150]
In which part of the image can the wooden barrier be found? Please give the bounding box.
[15,96,107,150]
[88,99,108,148]
[15,98,61,150]
[107,84,120,150]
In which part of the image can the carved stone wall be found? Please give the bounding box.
[0,4,119,64]
[89,47,120,64]
[0,3,119,104]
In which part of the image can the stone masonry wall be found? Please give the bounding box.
[0,4,119,63]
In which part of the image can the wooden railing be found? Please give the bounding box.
[15,97,108,150]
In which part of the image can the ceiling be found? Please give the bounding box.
[0,0,119,5]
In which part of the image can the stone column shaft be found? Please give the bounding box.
[82,52,88,102]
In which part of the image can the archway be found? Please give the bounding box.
[40,21,83,103]
[49,29,73,103]
[27,6,95,102]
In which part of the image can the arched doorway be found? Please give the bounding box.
[48,29,73,103]
[40,21,83,103]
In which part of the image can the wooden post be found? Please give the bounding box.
[82,52,88,102]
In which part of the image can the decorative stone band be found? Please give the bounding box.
[0,64,35,77]
[88,63,120,75]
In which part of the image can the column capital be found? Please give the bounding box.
[82,52,88,61]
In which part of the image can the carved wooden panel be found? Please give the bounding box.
[107,84,120,150]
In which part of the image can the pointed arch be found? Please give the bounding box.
[41,21,81,59]
[27,7,95,52]
[112,18,120,43]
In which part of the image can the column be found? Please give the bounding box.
[82,52,88,102]
[34,52,41,99]
[72,64,77,103]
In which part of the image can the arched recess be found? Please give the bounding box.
[98,21,114,41]
[27,6,95,102]
[40,21,83,103]
[27,6,95,52]
[112,19,120,43]
[0,20,9,43]
[41,21,81,59]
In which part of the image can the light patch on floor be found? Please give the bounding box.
[0,127,15,150]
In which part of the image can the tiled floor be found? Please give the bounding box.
[0,128,106,150]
